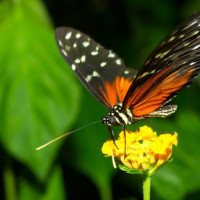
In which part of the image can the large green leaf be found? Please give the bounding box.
[0,0,80,180]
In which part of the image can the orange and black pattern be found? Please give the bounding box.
[55,12,200,124]
[55,27,135,108]
[124,12,200,118]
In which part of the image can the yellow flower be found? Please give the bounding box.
[102,125,178,175]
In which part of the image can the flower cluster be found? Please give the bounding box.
[102,126,178,175]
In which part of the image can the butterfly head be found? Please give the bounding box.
[101,104,132,126]
[101,115,117,126]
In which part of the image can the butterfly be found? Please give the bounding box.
[55,12,200,131]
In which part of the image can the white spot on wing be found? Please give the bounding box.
[83,41,90,47]
[189,20,198,27]
[65,32,72,40]
[91,51,98,55]
[155,50,171,59]
[193,44,200,50]
[184,20,198,30]
[115,59,121,65]
[72,64,76,71]
[93,71,100,77]
[61,49,67,56]
[85,75,92,82]
[168,36,175,42]
[124,70,129,74]
[108,51,115,58]
[192,30,199,36]
[76,33,81,38]
[182,61,187,65]
[59,40,63,47]
[85,71,100,82]
[184,42,190,47]
[138,69,155,79]
[73,43,77,48]
[65,45,70,51]
[100,62,107,67]
[155,53,161,59]
[190,62,196,65]
[139,72,149,78]
[75,58,80,63]
[145,59,150,65]
[81,55,86,62]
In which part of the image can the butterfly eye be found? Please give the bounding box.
[108,116,116,124]
[101,115,116,125]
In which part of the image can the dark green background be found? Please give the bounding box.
[0,0,200,199]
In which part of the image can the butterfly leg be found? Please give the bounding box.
[123,125,127,159]
[107,126,118,168]
[131,118,142,125]
[107,126,118,149]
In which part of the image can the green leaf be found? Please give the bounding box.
[18,166,65,200]
[118,164,143,175]
[0,0,80,180]
[42,166,66,200]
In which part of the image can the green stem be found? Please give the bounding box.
[143,175,151,200]
[3,164,16,200]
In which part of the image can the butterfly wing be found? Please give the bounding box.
[55,27,137,108]
[123,12,200,118]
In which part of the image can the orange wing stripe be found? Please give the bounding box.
[99,77,121,107]
[132,68,194,117]
[98,86,111,107]
[120,77,133,101]
[98,76,134,107]
[126,67,170,108]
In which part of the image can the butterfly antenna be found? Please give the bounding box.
[36,120,101,151]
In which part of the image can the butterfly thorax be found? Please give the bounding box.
[101,104,132,126]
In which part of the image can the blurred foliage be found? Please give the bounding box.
[0,0,200,200]
[0,0,80,199]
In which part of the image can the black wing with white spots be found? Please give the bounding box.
[55,13,200,120]
[55,27,137,108]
